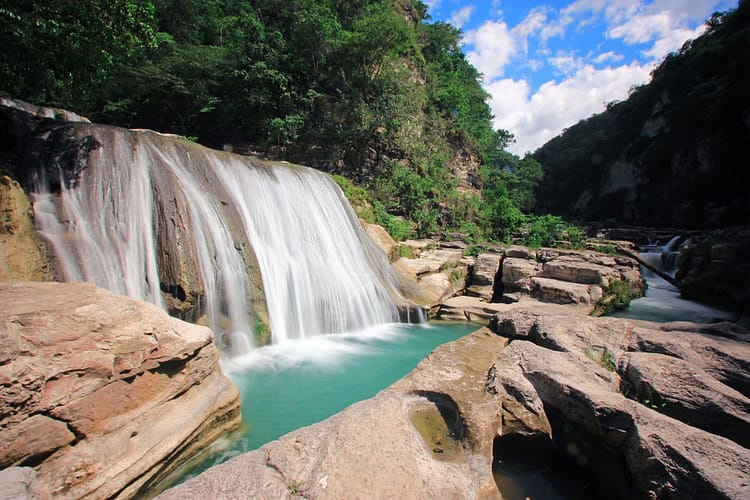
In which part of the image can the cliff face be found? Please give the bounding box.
[534,1,750,229]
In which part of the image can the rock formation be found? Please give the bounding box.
[489,309,750,499]
[0,282,241,499]
[161,293,750,499]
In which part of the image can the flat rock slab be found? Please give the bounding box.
[0,282,240,499]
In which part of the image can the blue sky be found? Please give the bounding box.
[423,0,737,154]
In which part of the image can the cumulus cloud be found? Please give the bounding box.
[592,51,625,63]
[609,11,673,44]
[464,21,516,80]
[449,5,476,28]
[642,25,706,59]
[490,62,652,155]
[455,0,732,154]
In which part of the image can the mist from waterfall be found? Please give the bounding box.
[32,128,409,355]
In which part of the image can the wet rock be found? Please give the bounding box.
[0,282,240,499]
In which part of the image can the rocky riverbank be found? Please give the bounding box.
[0,282,241,499]
[161,297,750,499]
[161,235,749,499]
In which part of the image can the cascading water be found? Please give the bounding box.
[613,236,735,323]
[30,125,413,355]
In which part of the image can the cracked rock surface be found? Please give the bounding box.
[0,282,240,499]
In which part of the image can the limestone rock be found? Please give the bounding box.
[505,245,531,259]
[362,222,398,261]
[0,282,241,499]
[472,253,502,286]
[622,352,750,448]
[530,276,601,304]
[0,467,46,500]
[542,258,620,286]
[501,257,540,293]
[488,306,750,500]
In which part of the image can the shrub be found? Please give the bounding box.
[591,279,642,316]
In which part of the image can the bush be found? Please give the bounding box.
[591,279,642,316]
[524,214,585,248]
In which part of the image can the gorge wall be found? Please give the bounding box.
[533,1,750,229]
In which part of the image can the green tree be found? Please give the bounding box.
[0,0,157,110]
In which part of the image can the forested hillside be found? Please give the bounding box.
[2,0,554,242]
[533,0,750,229]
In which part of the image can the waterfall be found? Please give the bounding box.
[31,126,409,355]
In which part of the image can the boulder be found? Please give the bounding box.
[501,257,540,293]
[362,222,398,261]
[472,253,502,286]
[505,245,531,259]
[542,258,620,286]
[0,282,241,499]
[622,352,750,448]
[530,276,602,304]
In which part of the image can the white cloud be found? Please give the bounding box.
[642,25,705,59]
[449,5,476,29]
[592,51,625,63]
[549,51,586,76]
[461,0,732,154]
[465,21,516,80]
[490,62,652,155]
[609,11,673,44]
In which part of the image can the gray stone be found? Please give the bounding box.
[501,257,540,293]
[472,253,502,286]
[0,467,46,500]
[530,276,599,304]
[505,245,531,259]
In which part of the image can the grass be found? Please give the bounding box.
[584,344,616,372]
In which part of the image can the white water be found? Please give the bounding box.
[614,238,735,323]
[32,129,410,355]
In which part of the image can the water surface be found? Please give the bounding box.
[172,321,478,483]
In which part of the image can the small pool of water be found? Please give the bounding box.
[166,321,478,486]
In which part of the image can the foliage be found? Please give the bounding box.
[2,0,567,243]
[533,1,750,228]
[0,1,157,109]
[591,279,642,317]
[332,174,377,223]
[524,214,584,249]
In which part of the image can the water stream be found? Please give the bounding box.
[612,238,735,323]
